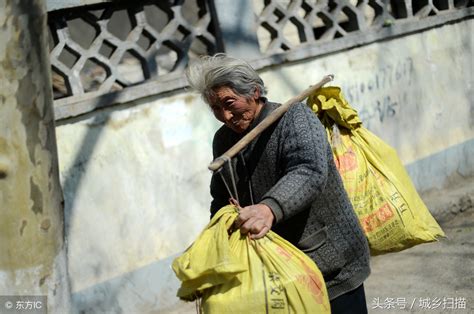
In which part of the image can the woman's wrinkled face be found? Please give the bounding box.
[209,86,262,134]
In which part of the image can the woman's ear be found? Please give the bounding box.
[253,87,260,100]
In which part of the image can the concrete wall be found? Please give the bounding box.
[54,19,472,313]
[47,0,111,11]
[0,1,70,311]
[56,93,220,312]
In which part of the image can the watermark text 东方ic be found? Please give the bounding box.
[1,296,47,314]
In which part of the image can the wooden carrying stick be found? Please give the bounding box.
[208,74,334,172]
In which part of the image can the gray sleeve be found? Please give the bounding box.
[260,103,329,223]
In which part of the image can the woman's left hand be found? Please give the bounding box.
[234,204,275,239]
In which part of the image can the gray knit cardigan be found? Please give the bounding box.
[210,101,370,300]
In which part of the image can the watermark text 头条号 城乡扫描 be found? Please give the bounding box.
[371,297,467,311]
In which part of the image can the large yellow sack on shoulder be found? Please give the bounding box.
[307,87,445,255]
[172,205,330,313]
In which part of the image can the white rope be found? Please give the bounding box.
[215,155,239,204]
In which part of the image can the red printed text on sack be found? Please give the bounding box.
[334,147,358,173]
[360,203,394,233]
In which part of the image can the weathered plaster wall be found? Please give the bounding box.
[55,92,220,311]
[55,19,472,313]
[260,19,473,193]
[0,0,70,311]
[46,0,111,12]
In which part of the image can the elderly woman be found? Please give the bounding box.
[186,54,370,314]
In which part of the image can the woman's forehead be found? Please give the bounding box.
[213,86,237,97]
[209,86,241,104]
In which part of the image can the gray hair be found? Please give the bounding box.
[185,53,267,104]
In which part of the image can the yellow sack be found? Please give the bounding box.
[307,87,445,255]
[172,205,330,313]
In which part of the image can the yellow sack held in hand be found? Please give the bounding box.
[307,87,445,255]
[172,205,330,313]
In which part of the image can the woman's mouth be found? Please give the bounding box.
[227,120,245,133]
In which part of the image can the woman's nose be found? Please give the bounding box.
[213,107,233,123]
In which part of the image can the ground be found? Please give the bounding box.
[365,208,473,314]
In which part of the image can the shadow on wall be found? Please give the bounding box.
[56,94,114,242]
[71,254,190,313]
